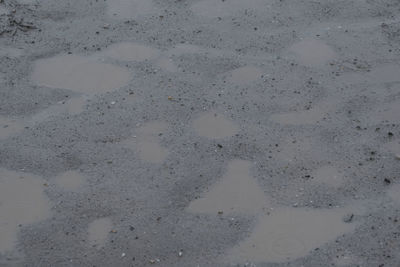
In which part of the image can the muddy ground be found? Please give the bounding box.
[0,0,400,266]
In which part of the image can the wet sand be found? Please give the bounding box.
[0,0,400,266]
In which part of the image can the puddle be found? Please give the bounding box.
[368,100,400,124]
[367,64,400,83]
[187,160,269,214]
[88,218,113,249]
[310,165,344,188]
[54,170,86,192]
[192,112,239,139]
[226,206,357,264]
[102,42,160,62]
[107,0,157,19]
[63,96,88,115]
[31,55,131,94]
[122,121,169,163]
[289,39,336,66]
[228,66,263,85]
[0,169,51,254]
[191,0,267,18]
[136,141,169,163]
[388,183,400,205]
[155,58,178,72]
[0,117,25,140]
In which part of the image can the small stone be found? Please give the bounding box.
[121,253,126,258]
[395,154,400,160]
[384,178,391,184]
[218,211,223,215]
[178,250,183,257]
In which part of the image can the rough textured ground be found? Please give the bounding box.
[1,0,400,266]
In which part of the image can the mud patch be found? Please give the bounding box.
[31,54,131,94]
[0,169,51,254]
[192,112,239,139]
[187,160,269,215]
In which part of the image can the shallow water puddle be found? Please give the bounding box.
[122,121,169,163]
[54,170,86,192]
[0,169,51,254]
[192,112,239,139]
[88,218,113,249]
[191,0,267,18]
[31,54,131,94]
[289,39,336,66]
[187,160,270,214]
[367,64,400,83]
[226,206,357,263]
[228,66,263,85]
[0,117,25,140]
[136,141,169,163]
[388,183,400,205]
[107,0,157,19]
[102,42,160,62]
[310,165,344,188]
